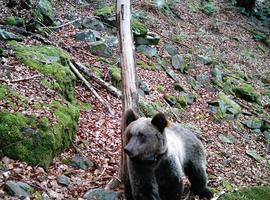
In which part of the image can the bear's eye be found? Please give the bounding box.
[138,132,146,143]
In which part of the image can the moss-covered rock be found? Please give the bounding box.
[4,16,25,27]
[34,0,55,26]
[109,66,121,88]
[220,186,270,200]
[8,41,76,102]
[0,101,79,169]
[95,6,115,18]
[211,92,241,121]
[0,85,7,100]
[132,20,148,36]
[232,83,260,103]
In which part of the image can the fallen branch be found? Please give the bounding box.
[73,61,122,99]
[0,75,42,83]
[39,18,82,29]
[210,190,226,200]
[68,61,114,115]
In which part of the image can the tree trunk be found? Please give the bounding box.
[106,0,138,189]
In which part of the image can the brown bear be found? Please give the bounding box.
[123,109,213,200]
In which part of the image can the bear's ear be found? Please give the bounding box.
[123,109,139,129]
[151,113,168,133]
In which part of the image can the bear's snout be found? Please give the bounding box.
[124,146,133,157]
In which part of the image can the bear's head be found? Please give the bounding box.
[123,109,168,161]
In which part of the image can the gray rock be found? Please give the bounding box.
[196,74,211,87]
[104,35,118,47]
[187,76,197,90]
[138,80,150,95]
[165,69,179,82]
[82,17,105,31]
[135,32,160,46]
[219,134,236,144]
[37,0,55,25]
[71,154,94,170]
[164,44,178,56]
[0,29,22,41]
[89,41,112,58]
[22,128,37,135]
[57,175,70,187]
[242,119,263,129]
[264,130,270,142]
[136,45,158,58]
[4,180,33,198]
[198,55,213,65]
[172,54,186,72]
[84,188,121,200]
[75,30,97,42]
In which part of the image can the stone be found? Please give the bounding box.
[132,20,148,36]
[246,150,264,162]
[75,30,97,42]
[136,45,158,58]
[212,67,223,86]
[198,55,213,65]
[4,180,33,198]
[84,188,121,200]
[36,0,55,25]
[219,134,236,144]
[264,130,270,142]
[165,69,179,82]
[241,119,263,129]
[57,175,70,187]
[164,95,176,106]
[82,17,105,31]
[89,41,112,58]
[138,80,150,95]
[0,29,22,41]
[4,16,25,27]
[104,35,118,47]
[164,44,178,56]
[232,83,260,103]
[187,76,197,90]
[196,74,211,87]
[172,54,186,72]
[134,32,160,45]
[71,155,94,170]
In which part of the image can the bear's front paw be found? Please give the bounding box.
[198,188,213,200]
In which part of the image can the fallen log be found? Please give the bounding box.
[68,61,114,115]
[73,61,122,99]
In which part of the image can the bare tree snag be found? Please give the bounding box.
[105,0,138,189]
[68,61,114,115]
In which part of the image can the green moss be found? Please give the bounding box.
[4,16,25,27]
[176,95,188,108]
[137,60,156,71]
[0,101,79,168]
[232,83,260,103]
[95,6,115,18]
[93,67,103,78]
[8,41,76,102]
[214,92,241,121]
[132,20,148,36]
[109,66,121,88]
[139,100,164,117]
[201,1,218,16]
[157,85,164,93]
[0,85,7,100]
[220,186,270,200]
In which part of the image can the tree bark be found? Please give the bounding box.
[105,0,138,189]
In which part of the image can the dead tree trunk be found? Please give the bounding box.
[106,0,138,189]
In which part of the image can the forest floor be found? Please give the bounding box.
[0,0,270,199]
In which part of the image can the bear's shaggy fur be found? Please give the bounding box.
[123,109,213,200]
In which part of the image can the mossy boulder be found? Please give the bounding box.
[232,83,260,103]
[8,41,76,102]
[132,20,148,36]
[4,16,25,27]
[220,186,270,200]
[210,92,241,121]
[95,6,115,18]
[0,101,79,169]
[109,66,121,88]
[34,0,55,26]
[89,41,112,58]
